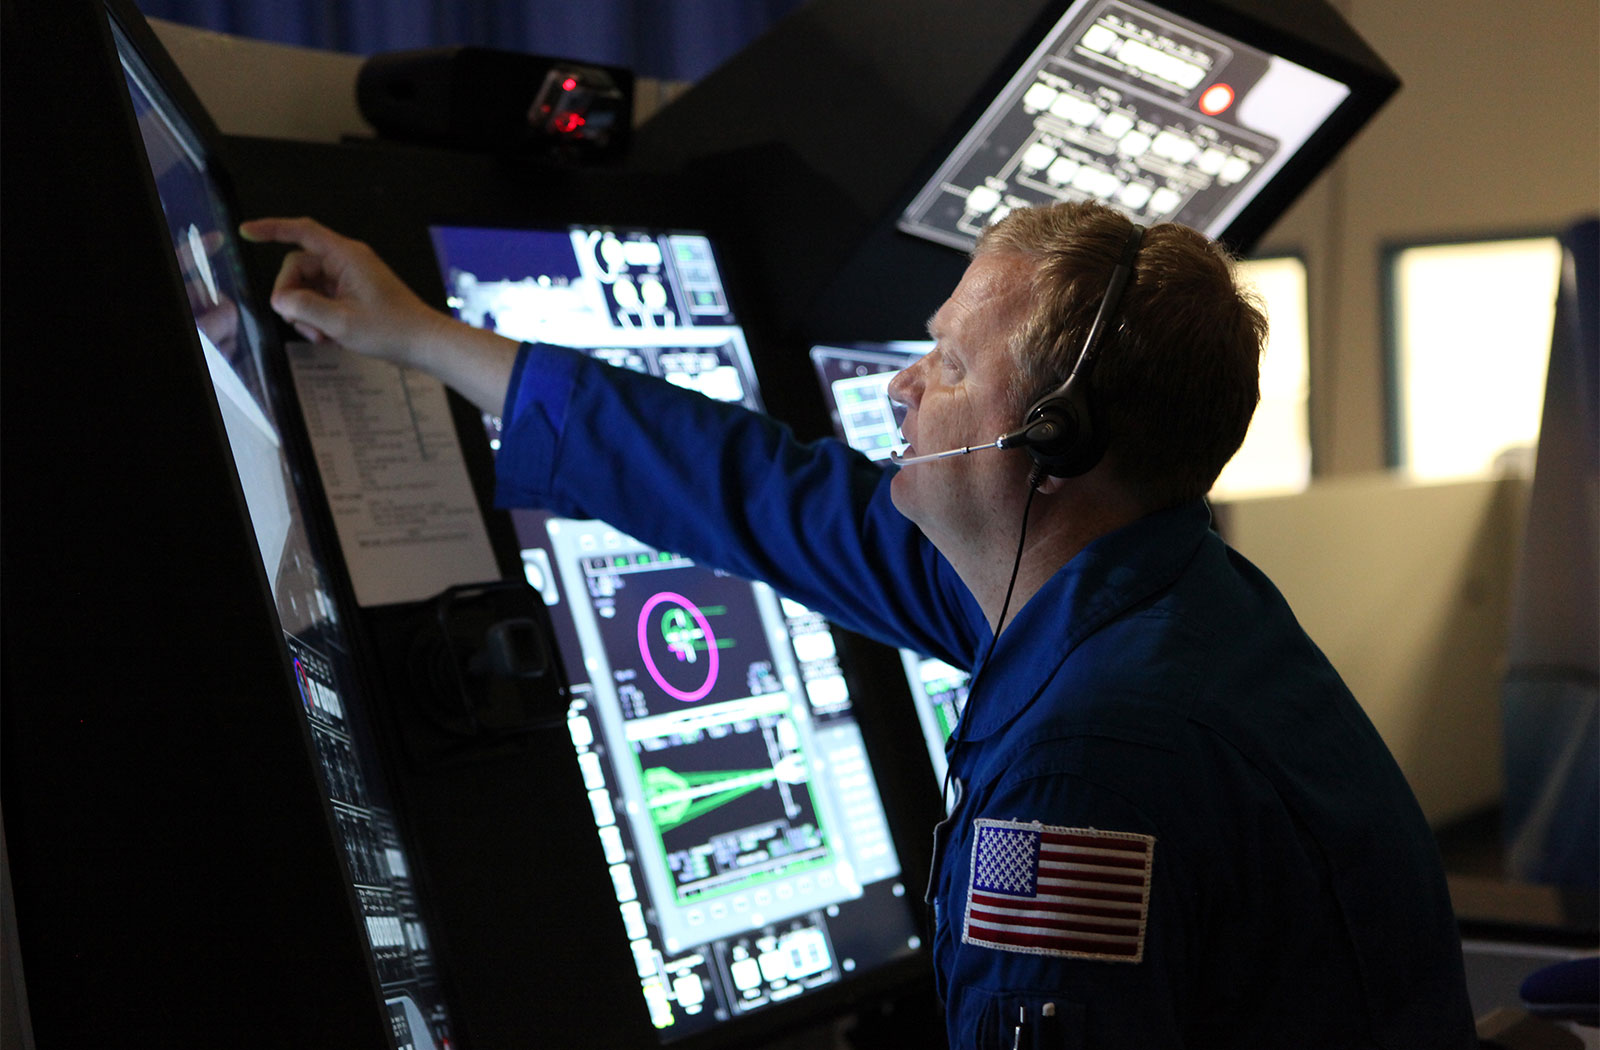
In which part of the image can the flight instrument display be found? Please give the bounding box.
[431,224,923,1041]
[899,0,1350,250]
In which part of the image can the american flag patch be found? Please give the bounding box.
[962,818,1154,962]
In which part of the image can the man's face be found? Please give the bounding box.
[887,250,1036,549]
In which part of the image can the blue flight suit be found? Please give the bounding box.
[495,344,1478,1048]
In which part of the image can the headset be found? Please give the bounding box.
[1002,221,1146,478]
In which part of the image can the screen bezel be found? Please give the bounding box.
[101,1,466,1041]
[2,0,413,1043]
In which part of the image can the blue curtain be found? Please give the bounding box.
[135,0,806,81]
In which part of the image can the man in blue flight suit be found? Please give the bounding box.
[242,203,1477,1047]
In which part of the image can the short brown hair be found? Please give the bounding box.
[975,201,1267,508]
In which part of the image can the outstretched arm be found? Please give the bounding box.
[240,219,985,664]
[238,216,518,415]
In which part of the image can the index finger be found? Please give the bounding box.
[238,216,346,253]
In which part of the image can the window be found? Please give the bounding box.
[1211,254,1311,500]
[1388,236,1563,481]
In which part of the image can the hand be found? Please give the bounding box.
[239,215,521,416]
[238,216,447,367]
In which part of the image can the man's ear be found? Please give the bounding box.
[1032,471,1069,496]
[1030,457,1119,499]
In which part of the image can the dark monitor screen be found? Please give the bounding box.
[110,14,453,1046]
[809,343,970,792]
[430,224,926,1042]
[898,0,1354,251]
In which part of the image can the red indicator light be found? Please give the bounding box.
[562,76,579,92]
[554,112,587,134]
[1199,83,1235,116]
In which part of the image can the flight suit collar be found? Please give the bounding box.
[954,498,1213,744]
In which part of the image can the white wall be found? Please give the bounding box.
[149,19,690,142]
[1215,476,1529,825]
[149,20,370,142]
[1255,0,1600,476]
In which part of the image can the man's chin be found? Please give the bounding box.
[888,471,919,521]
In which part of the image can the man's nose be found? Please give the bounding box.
[887,361,922,407]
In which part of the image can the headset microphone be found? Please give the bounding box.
[888,417,1061,466]
[889,442,1001,466]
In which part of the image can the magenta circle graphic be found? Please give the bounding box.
[637,591,719,702]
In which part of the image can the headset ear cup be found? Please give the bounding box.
[1023,385,1105,478]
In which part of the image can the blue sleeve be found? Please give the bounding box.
[492,342,987,665]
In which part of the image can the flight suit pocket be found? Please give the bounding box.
[968,988,1085,1050]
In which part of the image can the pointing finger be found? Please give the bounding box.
[238,216,347,256]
